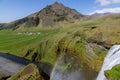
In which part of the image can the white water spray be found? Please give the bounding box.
[50,55,82,80]
[50,53,97,80]
[96,45,120,80]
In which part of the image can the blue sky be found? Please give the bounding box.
[0,0,120,23]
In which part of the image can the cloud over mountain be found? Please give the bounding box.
[96,0,120,6]
[89,7,120,15]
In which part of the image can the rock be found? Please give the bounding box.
[0,2,85,30]
[7,63,45,80]
[0,75,10,80]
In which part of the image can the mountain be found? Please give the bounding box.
[0,23,4,27]
[91,12,112,17]
[0,2,84,30]
[0,7,120,80]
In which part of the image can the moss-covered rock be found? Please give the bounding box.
[105,64,120,80]
[0,75,4,80]
[7,63,45,80]
[0,75,10,80]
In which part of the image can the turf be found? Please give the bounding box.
[0,14,120,67]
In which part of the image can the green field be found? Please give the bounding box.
[0,14,120,72]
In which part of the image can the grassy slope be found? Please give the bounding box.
[0,14,120,71]
[105,64,120,80]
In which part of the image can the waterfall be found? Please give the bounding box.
[96,45,120,80]
[50,55,82,80]
[50,53,97,80]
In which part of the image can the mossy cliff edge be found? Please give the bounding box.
[7,63,45,80]
[105,64,120,80]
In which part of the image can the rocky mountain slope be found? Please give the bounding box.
[0,2,120,80]
[0,2,84,30]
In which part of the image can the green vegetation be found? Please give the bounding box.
[0,75,4,80]
[105,64,120,80]
[0,2,120,80]
[7,63,44,80]
[0,14,120,71]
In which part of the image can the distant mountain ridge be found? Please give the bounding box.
[0,2,84,30]
[91,12,112,17]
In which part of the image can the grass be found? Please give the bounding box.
[7,63,44,80]
[105,64,120,80]
[0,14,120,67]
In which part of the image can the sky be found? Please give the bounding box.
[0,0,120,23]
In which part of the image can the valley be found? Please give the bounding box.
[0,2,120,80]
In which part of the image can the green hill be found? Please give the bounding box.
[105,64,120,80]
[0,14,120,72]
[0,2,120,79]
[0,2,84,30]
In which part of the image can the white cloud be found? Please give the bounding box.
[96,0,120,6]
[89,7,120,15]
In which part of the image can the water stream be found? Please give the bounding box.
[1,45,120,80]
[51,45,120,80]
[0,53,30,76]
[0,53,52,77]
[96,45,120,80]
[50,53,97,80]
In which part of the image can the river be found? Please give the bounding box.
[0,53,52,77]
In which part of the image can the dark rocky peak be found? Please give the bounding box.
[42,2,66,14]
[51,2,65,9]
[52,2,64,7]
[0,2,85,30]
[0,23,3,26]
[43,2,83,18]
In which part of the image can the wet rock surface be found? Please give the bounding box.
[0,53,52,79]
[0,54,27,76]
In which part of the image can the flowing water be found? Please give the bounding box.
[0,53,52,77]
[51,45,120,80]
[50,53,97,80]
[1,45,119,80]
[0,53,30,76]
[96,45,120,80]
